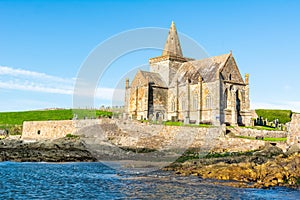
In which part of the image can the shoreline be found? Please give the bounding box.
[163,144,300,189]
[0,137,96,162]
[1,137,299,189]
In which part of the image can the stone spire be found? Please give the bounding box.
[162,21,183,57]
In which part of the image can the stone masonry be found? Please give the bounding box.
[22,118,283,153]
[22,119,109,140]
[287,113,300,145]
[79,119,267,153]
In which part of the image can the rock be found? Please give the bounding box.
[0,138,96,162]
[253,143,283,158]
[286,143,300,155]
[167,149,300,189]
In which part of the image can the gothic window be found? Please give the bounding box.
[182,100,186,111]
[171,100,175,111]
[193,94,198,110]
[229,74,232,81]
[224,89,228,109]
[206,95,212,109]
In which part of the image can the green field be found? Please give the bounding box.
[0,109,112,127]
[255,109,292,124]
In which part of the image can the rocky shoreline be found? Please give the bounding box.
[0,138,96,162]
[1,136,300,189]
[164,143,300,189]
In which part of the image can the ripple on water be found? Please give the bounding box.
[0,162,299,200]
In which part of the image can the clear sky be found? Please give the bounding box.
[0,0,300,112]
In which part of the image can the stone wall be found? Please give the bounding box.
[229,127,287,138]
[103,120,268,153]
[114,120,214,150]
[287,113,300,145]
[150,60,170,86]
[22,119,106,140]
[22,118,285,153]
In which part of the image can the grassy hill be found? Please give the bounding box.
[255,109,292,124]
[0,109,112,128]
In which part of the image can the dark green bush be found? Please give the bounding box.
[65,134,79,138]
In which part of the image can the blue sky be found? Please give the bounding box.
[0,0,300,112]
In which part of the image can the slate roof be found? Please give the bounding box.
[172,53,231,85]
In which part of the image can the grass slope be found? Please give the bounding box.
[0,109,112,127]
[255,109,292,124]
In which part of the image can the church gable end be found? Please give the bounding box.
[130,70,148,88]
[221,56,244,84]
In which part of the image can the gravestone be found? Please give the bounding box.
[184,117,190,125]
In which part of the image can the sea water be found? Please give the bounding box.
[0,162,299,200]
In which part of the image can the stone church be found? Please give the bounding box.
[124,22,251,126]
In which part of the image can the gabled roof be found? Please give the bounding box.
[131,70,166,88]
[171,53,232,85]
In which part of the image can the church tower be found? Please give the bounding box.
[149,21,188,86]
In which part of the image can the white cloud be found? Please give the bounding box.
[0,66,72,83]
[0,65,123,102]
[0,81,73,95]
[0,65,74,96]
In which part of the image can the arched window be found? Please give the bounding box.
[182,100,186,111]
[206,95,212,109]
[171,100,175,111]
[229,74,232,80]
[193,94,198,110]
